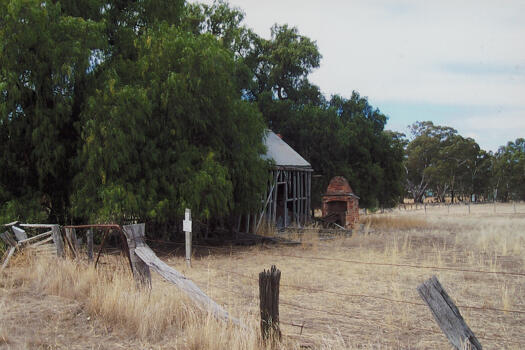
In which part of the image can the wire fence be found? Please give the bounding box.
[203,269,523,346]
[144,237,524,347]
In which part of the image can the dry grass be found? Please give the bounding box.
[360,214,430,230]
[1,203,524,349]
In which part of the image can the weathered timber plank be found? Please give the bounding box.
[122,224,151,288]
[64,227,78,258]
[134,245,240,325]
[3,221,19,227]
[51,225,65,257]
[28,235,54,248]
[87,228,93,262]
[1,246,16,272]
[17,230,52,245]
[0,231,17,247]
[19,224,56,228]
[12,226,27,241]
[417,276,482,350]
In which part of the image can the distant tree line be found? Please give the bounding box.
[405,121,525,203]
[0,0,521,231]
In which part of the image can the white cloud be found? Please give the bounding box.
[193,0,525,149]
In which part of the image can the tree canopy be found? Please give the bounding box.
[1,0,268,227]
[2,0,518,232]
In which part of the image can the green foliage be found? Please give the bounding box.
[259,91,405,209]
[493,138,525,201]
[0,0,105,222]
[72,26,268,223]
[405,121,494,202]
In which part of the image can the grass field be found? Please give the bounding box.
[1,203,524,349]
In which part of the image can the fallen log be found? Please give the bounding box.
[134,245,240,326]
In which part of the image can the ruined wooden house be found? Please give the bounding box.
[238,130,313,233]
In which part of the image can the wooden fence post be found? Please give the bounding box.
[1,231,17,272]
[51,225,65,258]
[417,276,482,350]
[64,227,79,258]
[122,223,151,288]
[1,231,17,247]
[11,226,27,241]
[259,265,281,342]
[183,209,192,268]
[87,228,94,262]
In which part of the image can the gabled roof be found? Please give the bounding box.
[262,130,312,169]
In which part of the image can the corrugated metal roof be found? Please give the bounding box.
[262,130,312,168]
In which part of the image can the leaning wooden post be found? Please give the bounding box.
[51,225,65,258]
[87,228,94,262]
[0,231,17,272]
[259,265,281,343]
[417,276,482,350]
[64,227,79,258]
[122,224,151,288]
[183,209,192,268]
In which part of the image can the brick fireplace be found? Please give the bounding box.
[321,176,359,229]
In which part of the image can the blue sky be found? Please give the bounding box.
[194,0,525,152]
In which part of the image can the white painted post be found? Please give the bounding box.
[184,208,192,268]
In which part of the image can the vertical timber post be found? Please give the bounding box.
[122,224,152,288]
[293,171,297,225]
[306,172,312,223]
[284,171,288,228]
[298,172,303,226]
[259,265,281,343]
[64,227,78,257]
[87,228,94,262]
[51,225,64,258]
[183,209,192,268]
[272,171,278,226]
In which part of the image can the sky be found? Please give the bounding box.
[194,0,525,152]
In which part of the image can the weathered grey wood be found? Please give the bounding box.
[17,230,52,245]
[122,224,152,288]
[284,171,288,228]
[256,181,276,233]
[12,226,27,241]
[272,171,278,225]
[51,225,65,258]
[1,231,17,247]
[19,224,56,228]
[417,276,482,350]
[64,228,79,258]
[87,228,94,262]
[28,235,53,248]
[1,246,16,272]
[70,228,79,252]
[134,245,240,325]
[4,221,19,227]
[259,265,281,342]
[299,173,303,226]
[306,172,310,223]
